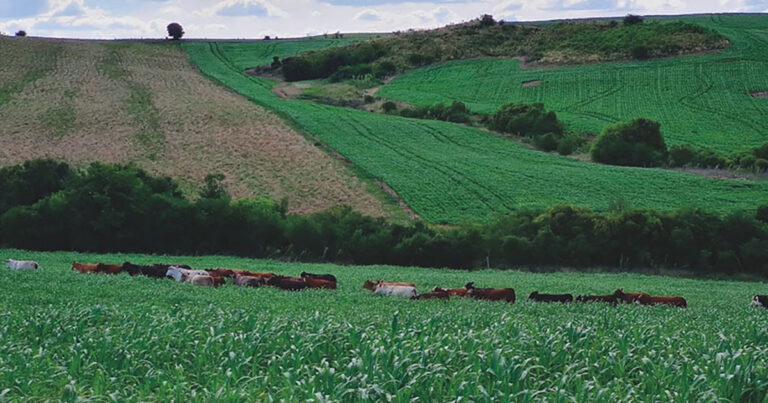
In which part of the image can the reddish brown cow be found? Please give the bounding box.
[305,277,336,290]
[96,263,123,275]
[637,295,687,308]
[613,289,651,304]
[465,283,516,303]
[267,275,308,291]
[207,268,236,278]
[433,286,469,297]
[412,289,450,300]
[72,261,98,273]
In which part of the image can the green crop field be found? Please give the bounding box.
[1,249,767,401]
[378,15,768,152]
[183,39,768,223]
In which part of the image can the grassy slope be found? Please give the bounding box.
[184,39,768,224]
[1,249,767,400]
[0,37,392,217]
[379,15,768,152]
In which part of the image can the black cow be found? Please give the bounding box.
[122,262,148,276]
[752,295,768,308]
[300,272,337,283]
[529,291,573,303]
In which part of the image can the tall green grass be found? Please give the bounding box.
[183,39,768,223]
[1,249,767,401]
[379,15,768,152]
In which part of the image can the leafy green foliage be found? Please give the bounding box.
[378,15,768,152]
[668,143,768,171]
[488,103,563,136]
[2,161,768,274]
[275,17,725,81]
[183,39,768,223]
[398,101,471,123]
[1,249,768,400]
[591,118,667,167]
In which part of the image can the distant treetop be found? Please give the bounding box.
[15,30,27,37]
[624,14,644,25]
[167,23,184,40]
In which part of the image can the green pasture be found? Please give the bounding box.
[379,14,768,152]
[1,249,767,401]
[183,39,768,223]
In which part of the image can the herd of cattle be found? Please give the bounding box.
[6,258,768,308]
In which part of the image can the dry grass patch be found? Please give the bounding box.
[0,39,392,217]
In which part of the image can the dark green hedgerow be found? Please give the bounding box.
[1,160,767,275]
[278,16,727,82]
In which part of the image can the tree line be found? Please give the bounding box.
[1,160,767,276]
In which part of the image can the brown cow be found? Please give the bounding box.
[234,275,267,287]
[613,289,651,304]
[267,275,308,291]
[96,263,123,275]
[305,277,336,289]
[465,283,516,303]
[72,261,98,274]
[433,286,469,297]
[207,268,236,278]
[575,294,618,305]
[209,274,226,287]
[637,294,687,308]
[412,288,450,300]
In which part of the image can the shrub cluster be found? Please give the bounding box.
[668,143,768,172]
[1,160,767,276]
[273,17,726,82]
[486,103,585,155]
[591,118,667,167]
[397,101,471,123]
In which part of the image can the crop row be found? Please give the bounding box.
[379,15,768,152]
[183,38,768,223]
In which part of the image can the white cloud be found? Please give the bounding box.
[355,9,382,21]
[211,0,287,18]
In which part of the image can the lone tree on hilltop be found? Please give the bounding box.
[167,23,184,40]
[624,14,644,25]
[15,30,27,37]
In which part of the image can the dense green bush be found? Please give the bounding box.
[591,118,667,167]
[667,143,768,171]
[1,161,766,275]
[398,101,471,123]
[272,17,725,82]
[488,103,563,136]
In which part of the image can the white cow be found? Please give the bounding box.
[183,273,214,286]
[166,266,208,282]
[374,283,418,298]
[5,259,39,270]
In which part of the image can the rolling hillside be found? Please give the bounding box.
[183,34,768,223]
[378,15,768,152]
[0,37,393,217]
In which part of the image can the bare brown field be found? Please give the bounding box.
[0,37,393,217]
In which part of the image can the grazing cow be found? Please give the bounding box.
[575,294,618,305]
[6,259,39,270]
[267,275,308,291]
[363,280,418,297]
[207,268,236,278]
[433,286,469,297]
[412,288,450,300]
[72,261,98,273]
[209,275,226,287]
[305,277,336,289]
[121,262,148,276]
[301,272,337,283]
[613,289,651,304]
[141,264,174,279]
[233,274,267,287]
[166,266,209,282]
[465,283,516,303]
[637,294,687,308]
[752,295,768,308]
[182,273,215,286]
[96,263,123,275]
[529,291,573,303]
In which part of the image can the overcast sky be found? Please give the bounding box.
[1,0,766,39]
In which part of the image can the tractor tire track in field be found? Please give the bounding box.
[98,45,165,159]
[340,112,510,216]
